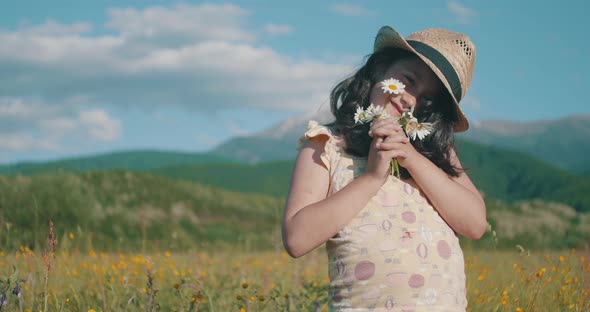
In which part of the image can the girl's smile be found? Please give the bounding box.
[369,57,444,117]
[388,95,406,115]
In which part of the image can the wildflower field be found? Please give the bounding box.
[0,230,588,312]
[0,172,588,311]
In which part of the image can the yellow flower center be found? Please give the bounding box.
[417,124,423,130]
[388,84,398,90]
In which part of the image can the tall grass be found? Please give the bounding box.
[0,222,587,311]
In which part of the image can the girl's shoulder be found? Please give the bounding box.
[296,120,343,150]
[296,120,346,171]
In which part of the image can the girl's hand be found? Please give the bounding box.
[362,117,408,183]
[364,117,420,181]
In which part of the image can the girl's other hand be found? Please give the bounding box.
[364,117,418,182]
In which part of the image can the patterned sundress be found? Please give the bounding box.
[297,120,468,312]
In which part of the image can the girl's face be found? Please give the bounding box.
[369,57,445,116]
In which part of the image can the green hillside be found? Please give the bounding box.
[455,140,590,213]
[0,171,283,253]
[477,199,590,250]
[0,150,231,175]
[1,138,589,213]
[459,115,590,174]
[152,140,590,213]
[152,161,294,198]
[0,170,586,252]
[1,140,588,212]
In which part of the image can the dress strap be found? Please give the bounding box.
[296,120,338,172]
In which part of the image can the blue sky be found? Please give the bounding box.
[1,0,588,164]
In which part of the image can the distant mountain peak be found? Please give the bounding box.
[213,112,590,174]
[260,106,334,139]
[470,114,590,136]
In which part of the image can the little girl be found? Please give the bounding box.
[282,25,487,311]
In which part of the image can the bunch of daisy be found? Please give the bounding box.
[353,78,434,177]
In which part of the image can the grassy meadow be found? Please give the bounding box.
[0,227,588,311]
[0,169,588,311]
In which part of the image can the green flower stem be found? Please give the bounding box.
[391,158,400,178]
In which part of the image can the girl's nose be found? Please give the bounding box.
[400,93,416,110]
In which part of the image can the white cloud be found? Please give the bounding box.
[0,3,355,157]
[0,98,37,117]
[264,23,293,35]
[447,1,476,25]
[0,3,352,113]
[0,133,58,151]
[79,109,121,141]
[330,4,373,16]
[39,117,78,134]
[0,98,121,151]
[0,98,66,133]
[106,3,254,43]
[17,19,92,36]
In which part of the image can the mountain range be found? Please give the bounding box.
[212,113,590,175]
[3,113,587,175]
[1,114,588,206]
[1,114,589,249]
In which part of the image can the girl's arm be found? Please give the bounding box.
[282,137,382,258]
[404,148,487,240]
[282,125,409,258]
[370,119,487,240]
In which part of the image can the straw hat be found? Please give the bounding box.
[374,26,476,132]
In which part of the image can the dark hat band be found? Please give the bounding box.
[407,40,462,102]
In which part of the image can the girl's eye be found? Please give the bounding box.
[403,74,415,85]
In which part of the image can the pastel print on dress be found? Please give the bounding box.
[298,120,467,312]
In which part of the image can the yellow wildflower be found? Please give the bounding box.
[536,267,547,279]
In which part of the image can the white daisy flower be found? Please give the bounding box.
[368,104,390,121]
[405,119,419,140]
[354,104,392,125]
[380,78,406,95]
[352,94,434,177]
[354,106,366,124]
[365,103,377,121]
[415,122,434,140]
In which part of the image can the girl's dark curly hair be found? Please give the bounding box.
[329,47,463,179]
